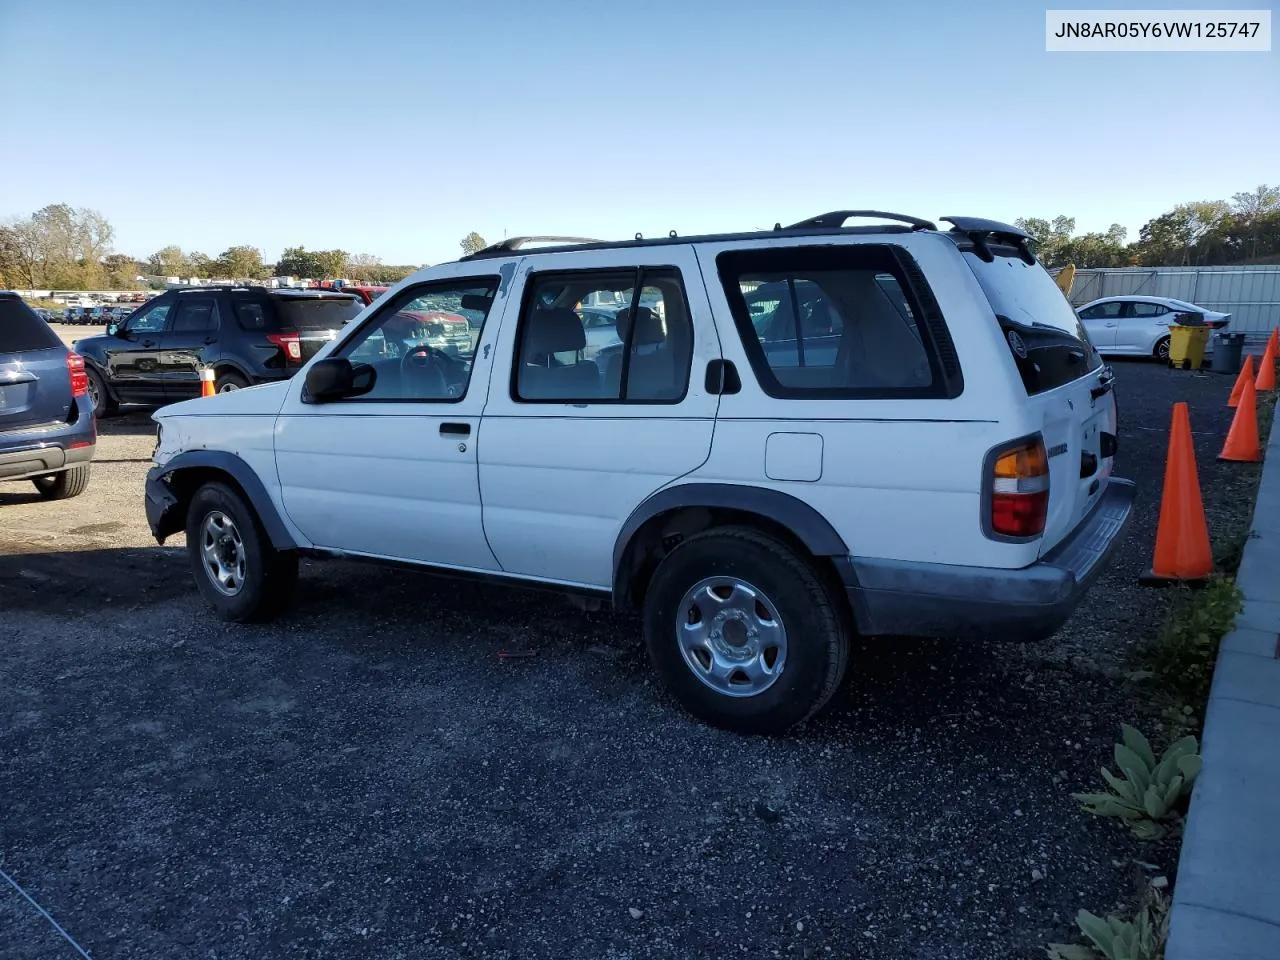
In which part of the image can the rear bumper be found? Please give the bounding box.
[0,413,96,482]
[839,477,1136,641]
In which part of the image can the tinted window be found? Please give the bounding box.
[275,296,363,331]
[719,245,941,398]
[1080,302,1124,320]
[1129,301,1168,317]
[961,249,1101,396]
[338,279,499,401]
[234,302,268,330]
[514,268,693,403]
[171,298,221,332]
[126,301,171,334]
[0,298,61,352]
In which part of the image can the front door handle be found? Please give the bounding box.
[440,422,470,436]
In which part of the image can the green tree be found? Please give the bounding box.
[214,245,266,280]
[1014,216,1076,267]
[2,204,114,287]
[275,245,323,278]
[147,245,188,277]
[345,252,381,281]
[460,231,488,256]
[187,251,215,277]
[103,253,140,289]
[313,249,348,279]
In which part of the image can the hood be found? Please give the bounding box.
[153,379,291,420]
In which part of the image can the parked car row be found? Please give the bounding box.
[141,212,1134,735]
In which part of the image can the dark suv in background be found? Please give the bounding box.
[72,286,364,417]
[0,292,95,499]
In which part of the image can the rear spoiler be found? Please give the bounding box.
[940,216,1037,265]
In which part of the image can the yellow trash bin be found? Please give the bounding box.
[1169,321,1210,370]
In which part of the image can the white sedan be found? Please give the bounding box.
[1076,296,1230,361]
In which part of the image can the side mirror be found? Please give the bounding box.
[303,358,376,403]
[106,323,119,336]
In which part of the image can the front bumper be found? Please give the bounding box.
[145,465,183,544]
[839,477,1136,641]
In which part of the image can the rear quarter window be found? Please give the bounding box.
[961,249,1102,396]
[0,298,62,353]
[717,244,961,400]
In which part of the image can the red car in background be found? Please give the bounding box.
[341,285,388,306]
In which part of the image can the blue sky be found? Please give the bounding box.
[1,0,1275,266]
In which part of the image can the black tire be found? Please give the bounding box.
[185,481,298,622]
[33,463,91,500]
[215,371,249,393]
[86,367,118,418]
[642,525,850,735]
[1154,336,1171,363]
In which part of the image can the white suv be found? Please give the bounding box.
[145,211,1134,734]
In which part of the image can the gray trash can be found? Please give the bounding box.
[1212,331,1246,374]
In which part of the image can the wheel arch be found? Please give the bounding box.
[611,482,851,614]
[154,450,297,551]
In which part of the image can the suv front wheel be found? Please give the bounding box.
[642,526,850,734]
[185,481,298,622]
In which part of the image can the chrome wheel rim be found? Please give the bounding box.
[200,510,246,596]
[218,381,240,393]
[675,576,787,698]
[87,375,101,411]
[1156,339,1170,361]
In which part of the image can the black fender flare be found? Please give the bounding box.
[154,450,298,550]
[611,482,850,606]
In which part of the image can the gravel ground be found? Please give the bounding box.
[0,358,1261,959]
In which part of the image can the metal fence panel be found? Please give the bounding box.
[1064,266,1280,335]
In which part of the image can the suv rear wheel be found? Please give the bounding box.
[185,481,298,622]
[33,464,91,500]
[642,526,850,734]
[86,367,118,418]
[216,371,249,393]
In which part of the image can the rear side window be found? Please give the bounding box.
[718,245,956,399]
[0,297,62,352]
[274,297,363,331]
[961,249,1102,396]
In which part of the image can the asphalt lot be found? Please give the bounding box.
[0,348,1261,959]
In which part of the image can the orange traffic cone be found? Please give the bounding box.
[199,367,216,397]
[1256,334,1277,392]
[1219,376,1261,462]
[1140,402,1213,586]
[1228,355,1255,408]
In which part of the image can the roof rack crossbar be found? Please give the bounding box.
[783,210,937,231]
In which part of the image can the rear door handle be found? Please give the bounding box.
[440,422,470,436]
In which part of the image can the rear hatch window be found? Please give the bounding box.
[961,250,1103,395]
[1,297,62,353]
[275,296,364,331]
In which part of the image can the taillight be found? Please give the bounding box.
[986,436,1049,539]
[267,332,303,362]
[67,352,89,398]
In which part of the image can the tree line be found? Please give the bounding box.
[4,189,1278,291]
[1017,184,1280,269]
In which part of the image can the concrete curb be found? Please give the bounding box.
[1167,394,1280,959]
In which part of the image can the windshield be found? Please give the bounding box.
[962,248,1102,396]
[275,297,363,330]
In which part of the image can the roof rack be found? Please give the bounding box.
[781,210,937,231]
[463,235,604,260]
[940,216,1036,264]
